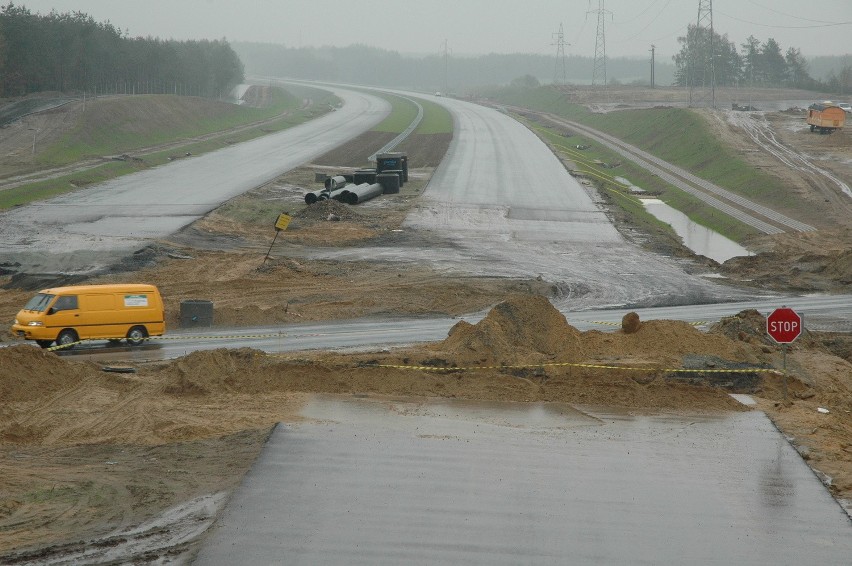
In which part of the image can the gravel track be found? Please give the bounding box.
[523,108,817,234]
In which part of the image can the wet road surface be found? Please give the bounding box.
[44,294,852,363]
[0,88,389,274]
[194,396,851,564]
[299,91,760,310]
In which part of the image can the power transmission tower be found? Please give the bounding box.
[588,0,612,89]
[650,44,656,88]
[689,0,716,108]
[552,23,570,85]
[441,39,451,95]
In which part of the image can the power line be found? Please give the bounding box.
[716,9,852,29]
[745,0,840,25]
[614,0,674,44]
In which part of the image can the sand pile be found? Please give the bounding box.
[162,348,270,396]
[708,309,772,346]
[823,249,852,284]
[0,345,88,402]
[436,295,584,365]
[581,319,762,367]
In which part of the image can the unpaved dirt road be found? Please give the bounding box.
[1,85,851,563]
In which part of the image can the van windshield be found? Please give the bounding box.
[24,293,55,312]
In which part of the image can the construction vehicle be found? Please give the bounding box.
[806,102,845,133]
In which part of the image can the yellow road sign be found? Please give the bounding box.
[275,213,292,231]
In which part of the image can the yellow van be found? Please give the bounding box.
[12,284,165,349]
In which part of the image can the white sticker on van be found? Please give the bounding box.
[124,294,149,307]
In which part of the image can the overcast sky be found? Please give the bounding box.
[16,0,852,59]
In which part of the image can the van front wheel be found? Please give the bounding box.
[56,329,79,349]
[126,326,148,346]
[36,340,54,349]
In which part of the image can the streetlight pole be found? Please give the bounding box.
[28,128,38,155]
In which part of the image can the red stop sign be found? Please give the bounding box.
[767,307,802,344]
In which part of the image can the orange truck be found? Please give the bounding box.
[11,283,165,349]
[806,102,845,133]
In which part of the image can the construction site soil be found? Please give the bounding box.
[0,88,851,562]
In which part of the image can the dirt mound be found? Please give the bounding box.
[708,309,774,346]
[823,248,852,284]
[0,345,88,402]
[295,198,358,222]
[162,348,270,396]
[436,295,584,365]
[584,319,762,367]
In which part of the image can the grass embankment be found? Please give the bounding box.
[370,93,453,135]
[0,87,338,210]
[486,85,778,242]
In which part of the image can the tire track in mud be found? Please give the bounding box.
[725,110,852,202]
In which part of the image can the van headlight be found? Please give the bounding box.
[27,321,43,326]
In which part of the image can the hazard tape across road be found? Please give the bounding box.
[46,331,324,352]
[45,328,781,377]
[363,361,783,375]
[578,320,708,327]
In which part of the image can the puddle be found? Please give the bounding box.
[614,176,646,193]
[301,394,600,437]
[641,198,751,263]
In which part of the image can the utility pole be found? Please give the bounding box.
[588,0,612,90]
[650,45,656,88]
[552,23,570,85]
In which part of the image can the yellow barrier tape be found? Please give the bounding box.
[578,320,708,327]
[358,361,783,375]
[47,332,294,352]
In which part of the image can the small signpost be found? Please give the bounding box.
[766,306,803,402]
[263,212,292,266]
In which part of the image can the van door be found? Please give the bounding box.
[44,294,80,337]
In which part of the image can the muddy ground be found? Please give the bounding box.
[1,88,851,562]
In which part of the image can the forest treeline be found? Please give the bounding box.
[673,24,852,92]
[0,3,244,98]
[233,40,849,96]
[1,3,848,100]
[232,42,674,93]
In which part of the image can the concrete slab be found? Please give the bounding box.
[195,396,852,564]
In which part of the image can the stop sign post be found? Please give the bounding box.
[767,307,802,402]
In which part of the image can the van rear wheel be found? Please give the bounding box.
[56,329,79,349]
[126,326,148,346]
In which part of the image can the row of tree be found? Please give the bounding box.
[0,4,244,98]
[673,24,851,93]
[233,42,680,92]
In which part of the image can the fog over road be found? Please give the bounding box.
[307,92,761,310]
[0,87,390,274]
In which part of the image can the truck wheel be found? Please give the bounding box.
[56,329,79,349]
[810,125,815,132]
[36,340,54,349]
[126,326,148,346]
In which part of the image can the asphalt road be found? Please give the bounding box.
[194,396,852,564]
[0,87,390,274]
[52,294,852,363]
[299,90,761,311]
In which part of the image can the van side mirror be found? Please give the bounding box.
[47,307,55,315]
